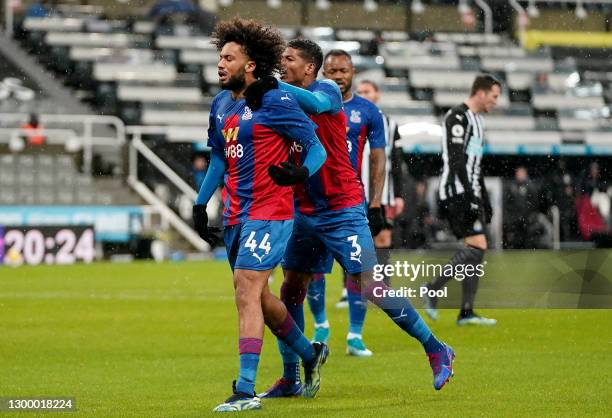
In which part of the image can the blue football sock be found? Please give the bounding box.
[236,354,259,395]
[277,338,300,381]
[282,361,301,383]
[281,282,306,330]
[423,334,445,353]
[236,338,262,395]
[307,274,327,325]
[366,282,441,352]
[277,282,308,374]
[272,313,315,380]
[285,320,315,362]
[346,276,367,336]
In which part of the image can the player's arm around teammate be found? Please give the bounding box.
[191,19,328,412]
[255,40,456,395]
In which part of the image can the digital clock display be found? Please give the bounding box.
[1,226,95,266]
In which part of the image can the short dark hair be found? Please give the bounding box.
[358,79,379,92]
[212,17,285,79]
[470,74,501,96]
[323,49,352,63]
[287,38,324,74]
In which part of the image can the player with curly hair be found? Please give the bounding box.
[192,18,329,412]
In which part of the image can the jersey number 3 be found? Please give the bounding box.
[347,235,362,264]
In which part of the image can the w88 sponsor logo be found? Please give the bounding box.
[225,144,244,159]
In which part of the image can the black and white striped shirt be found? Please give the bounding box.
[438,103,486,201]
[361,113,401,206]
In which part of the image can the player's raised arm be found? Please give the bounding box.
[276,79,342,115]
[245,76,342,115]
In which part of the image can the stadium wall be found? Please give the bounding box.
[514,8,611,33]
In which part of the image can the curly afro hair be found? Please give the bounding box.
[212,17,285,79]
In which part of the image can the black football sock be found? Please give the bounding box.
[460,246,485,315]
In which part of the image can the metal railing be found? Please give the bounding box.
[0,113,125,174]
[126,125,210,252]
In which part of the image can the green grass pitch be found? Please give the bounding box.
[1,253,611,417]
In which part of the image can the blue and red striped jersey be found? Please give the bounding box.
[207,89,318,226]
[291,80,364,215]
[344,94,386,176]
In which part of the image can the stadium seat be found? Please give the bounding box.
[389,114,437,126]
[141,109,209,126]
[45,32,143,49]
[532,94,605,111]
[179,49,219,66]
[409,70,478,90]
[585,131,612,145]
[93,62,177,83]
[318,41,362,55]
[300,27,335,41]
[486,130,562,145]
[24,17,84,33]
[166,126,209,142]
[380,31,407,42]
[506,72,575,92]
[338,29,375,42]
[434,32,502,45]
[69,47,155,64]
[434,91,510,109]
[485,115,537,131]
[156,35,215,51]
[459,45,526,58]
[558,116,601,131]
[481,56,554,73]
[117,85,203,104]
[133,21,155,34]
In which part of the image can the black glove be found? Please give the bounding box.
[192,204,221,247]
[483,197,493,224]
[457,193,480,224]
[244,75,278,111]
[268,162,309,186]
[367,206,385,237]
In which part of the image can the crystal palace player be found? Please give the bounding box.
[191,19,329,412]
[304,49,387,357]
[249,39,455,397]
[423,74,500,326]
